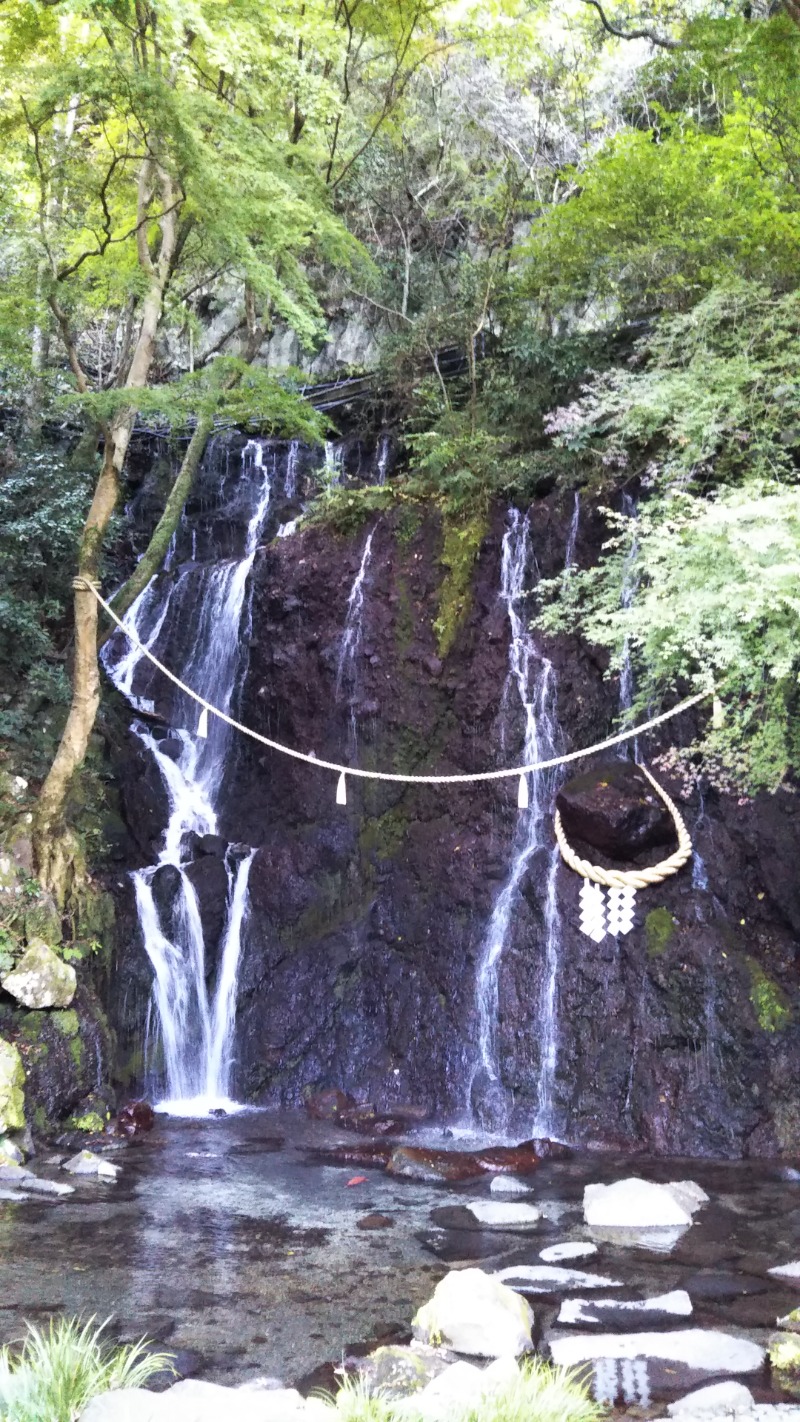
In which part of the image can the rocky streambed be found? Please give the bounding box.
[3,1113,800,1416]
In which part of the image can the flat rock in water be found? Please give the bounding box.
[584,1178,707,1228]
[356,1213,394,1230]
[490,1175,532,1196]
[497,1264,623,1293]
[668,1381,756,1415]
[387,1147,485,1182]
[541,1242,598,1262]
[465,1200,541,1229]
[63,1150,120,1179]
[413,1267,533,1357]
[556,760,675,858]
[770,1261,800,1282]
[683,1271,768,1300]
[549,1329,765,1374]
[557,1289,693,1327]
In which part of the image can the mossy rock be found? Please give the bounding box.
[66,1110,106,1134]
[770,1331,800,1374]
[0,1039,25,1134]
[434,513,487,658]
[646,906,675,957]
[23,895,62,949]
[745,956,792,1033]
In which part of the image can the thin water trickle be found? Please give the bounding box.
[103,435,272,1113]
[468,508,568,1135]
[335,529,375,753]
[285,440,300,499]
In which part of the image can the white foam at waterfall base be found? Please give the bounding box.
[105,436,272,1117]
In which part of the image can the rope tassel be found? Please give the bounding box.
[197,707,208,739]
[336,771,347,805]
[517,773,529,810]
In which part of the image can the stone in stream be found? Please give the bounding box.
[489,1175,531,1195]
[303,1087,356,1120]
[556,760,675,858]
[668,1381,756,1415]
[497,1264,623,1293]
[769,1260,800,1281]
[464,1200,541,1228]
[540,1242,598,1262]
[683,1271,768,1300]
[1,937,76,1008]
[413,1267,533,1357]
[356,1213,394,1230]
[114,1100,155,1138]
[778,1308,800,1334]
[557,1289,693,1327]
[584,1177,708,1228]
[354,1342,452,1398]
[549,1329,766,1374]
[310,1142,395,1168]
[63,1150,120,1179]
[386,1141,541,1183]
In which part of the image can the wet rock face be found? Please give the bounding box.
[108,482,800,1159]
[557,760,675,859]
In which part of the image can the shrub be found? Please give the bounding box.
[0,1317,174,1422]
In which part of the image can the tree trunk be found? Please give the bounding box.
[103,412,213,631]
[33,156,179,903]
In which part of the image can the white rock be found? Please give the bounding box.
[466,1200,541,1228]
[413,1268,533,1358]
[489,1176,531,1196]
[80,1390,166,1422]
[558,1290,692,1325]
[668,1381,755,1415]
[584,1178,708,1229]
[1,939,76,1009]
[497,1265,622,1292]
[769,1261,800,1281]
[162,1380,309,1421]
[480,1356,520,1389]
[540,1242,598,1263]
[63,1151,120,1179]
[25,1175,75,1197]
[549,1330,765,1374]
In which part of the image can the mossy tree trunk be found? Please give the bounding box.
[34,158,180,906]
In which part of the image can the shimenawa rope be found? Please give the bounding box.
[554,763,692,888]
[76,575,710,790]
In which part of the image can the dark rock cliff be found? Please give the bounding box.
[109,484,800,1159]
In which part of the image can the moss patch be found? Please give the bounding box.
[67,1110,106,1133]
[433,513,487,658]
[359,809,408,863]
[52,1009,79,1039]
[745,956,792,1032]
[646,906,675,957]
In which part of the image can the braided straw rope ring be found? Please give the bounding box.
[553,763,693,890]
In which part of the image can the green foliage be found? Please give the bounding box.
[329,1360,604,1422]
[67,1111,106,1134]
[0,1317,174,1422]
[536,284,800,792]
[745,957,792,1033]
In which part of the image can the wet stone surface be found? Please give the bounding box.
[1,1113,800,1406]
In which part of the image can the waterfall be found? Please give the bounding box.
[376,434,391,486]
[285,440,300,499]
[323,440,343,490]
[335,529,375,754]
[103,433,271,1114]
[564,491,580,574]
[468,509,564,1133]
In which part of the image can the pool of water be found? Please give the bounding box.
[1,1112,799,1405]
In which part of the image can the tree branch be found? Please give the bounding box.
[581,0,680,49]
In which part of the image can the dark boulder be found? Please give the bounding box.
[304,1087,357,1120]
[114,1099,155,1138]
[556,759,675,859]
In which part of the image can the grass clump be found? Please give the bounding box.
[0,1316,174,1422]
[328,1359,604,1422]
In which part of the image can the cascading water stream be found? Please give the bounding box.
[467,508,568,1134]
[336,530,375,752]
[619,493,640,751]
[104,434,274,1113]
